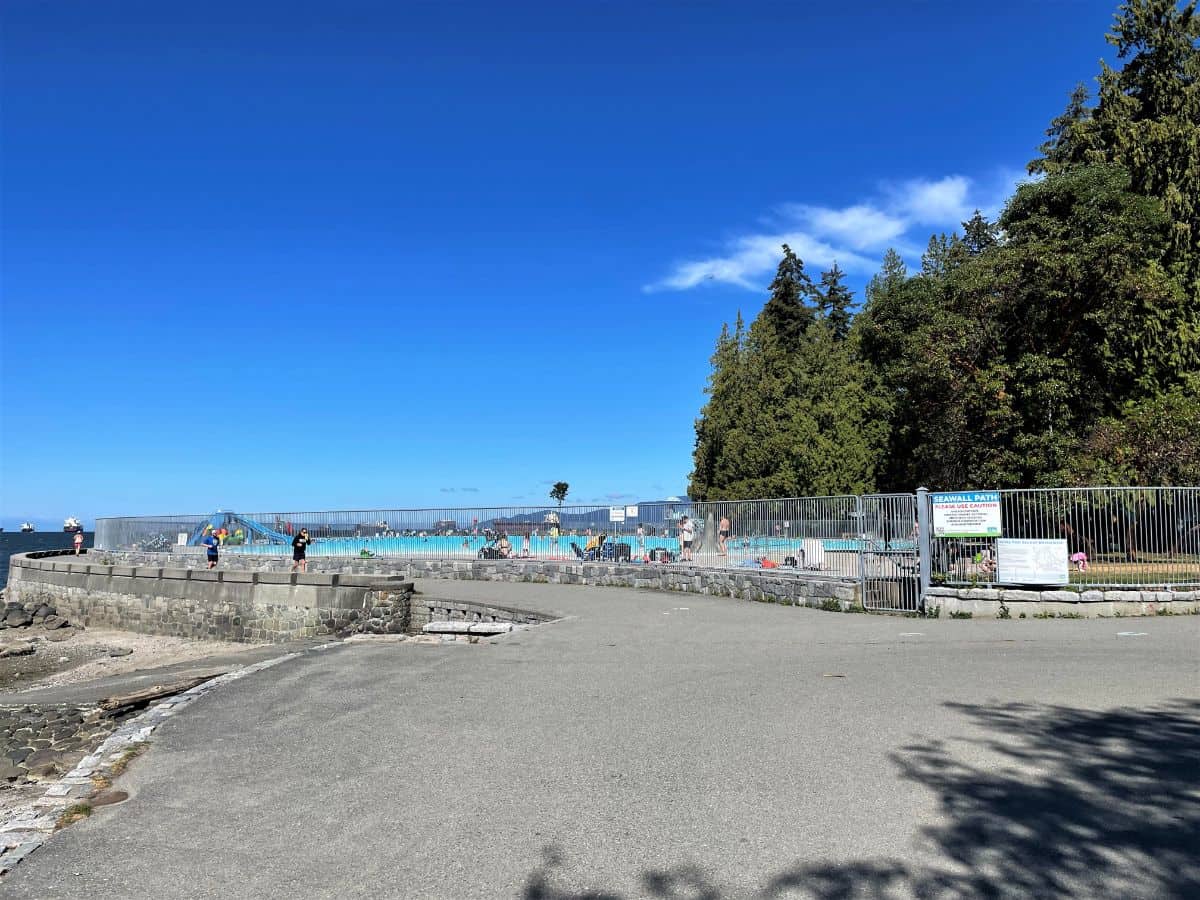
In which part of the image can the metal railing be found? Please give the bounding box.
[929,486,1200,589]
[95,485,1200,591]
[95,497,869,574]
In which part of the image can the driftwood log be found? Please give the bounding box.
[99,674,221,716]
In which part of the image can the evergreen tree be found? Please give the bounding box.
[961,211,1000,256]
[756,244,816,355]
[1029,83,1097,174]
[689,314,746,501]
[1031,0,1200,295]
[817,263,854,341]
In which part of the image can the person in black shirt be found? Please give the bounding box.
[292,528,312,573]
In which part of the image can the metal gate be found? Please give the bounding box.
[859,493,922,613]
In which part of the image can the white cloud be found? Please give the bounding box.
[782,204,908,251]
[887,176,972,224]
[646,172,1009,293]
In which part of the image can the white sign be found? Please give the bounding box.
[997,538,1069,585]
[931,491,1002,538]
[177,533,188,545]
[608,506,626,523]
[625,505,639,519]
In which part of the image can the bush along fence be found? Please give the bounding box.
[93,486,1200,615]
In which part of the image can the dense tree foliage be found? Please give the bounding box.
[690,0,1199,497]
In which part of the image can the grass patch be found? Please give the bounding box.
[997,601,1012,619]
[819,599,842,613]
[109,742,149,776]
[91,773,113,791]
[949,610,974,619]
[56,803,92,829]
[925,605,941,619]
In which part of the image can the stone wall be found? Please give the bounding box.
[926,585,1200,618]
[6,552,414,643]
[85,550,864,611]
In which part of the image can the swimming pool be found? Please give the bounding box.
[222,534,916,558]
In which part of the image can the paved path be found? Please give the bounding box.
[5,581,1199,898]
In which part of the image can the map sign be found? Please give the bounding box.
[997,538,1069,585]
[608,506,626,523]
[931,491,1002,538]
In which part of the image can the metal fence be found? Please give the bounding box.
[95,485,1200,594]
[929,486,1200,589]
[95,497,870,574]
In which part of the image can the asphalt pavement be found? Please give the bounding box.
[5,580,1199,899]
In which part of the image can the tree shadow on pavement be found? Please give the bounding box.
[523,699,1200,899]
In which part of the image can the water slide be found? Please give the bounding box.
[188,512,293,546]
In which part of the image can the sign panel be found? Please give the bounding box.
[997,538,1069,585]
[931,491,1002,538]
[624,505,639,519]
[608,506,626,523]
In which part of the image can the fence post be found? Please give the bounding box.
[915,487,931,609]
[856,494,866,605]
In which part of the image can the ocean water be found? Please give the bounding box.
[0,531,93,588]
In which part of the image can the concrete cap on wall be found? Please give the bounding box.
[257,572,296,585]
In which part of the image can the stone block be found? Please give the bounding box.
[111,566,135,578]
[1105,590,1142,604]
[926,587,958,597]
[133,567,162,579]
[1078,590,1105,603]
[965,589,1001,600]
[467,622,513,635]
[222,571,257,584]
[1143,591,1174,604]
[1040,591,1079,604]
[1000,590,1041,603]
[423,621,472,634]
[189,569,221,582]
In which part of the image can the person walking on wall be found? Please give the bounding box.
[679,515,695,562]
[73,529,84,555]
[292,528,312,573]
[202,530,219,569]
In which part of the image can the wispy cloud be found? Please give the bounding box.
[645,172,1027,293]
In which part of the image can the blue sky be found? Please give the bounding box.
[1,0,1121,528]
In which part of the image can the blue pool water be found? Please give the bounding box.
[223,534,918,558]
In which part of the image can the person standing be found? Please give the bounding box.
[292,528,312,573]
[73,529,84,555]
[718,516,731,556]
[202,530,219,569]
[636,523,646,560]
[679,516,695,562]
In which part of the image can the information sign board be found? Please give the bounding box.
[931,491,1002,538]
[997,538,1069,585]
[608,507,626,523]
